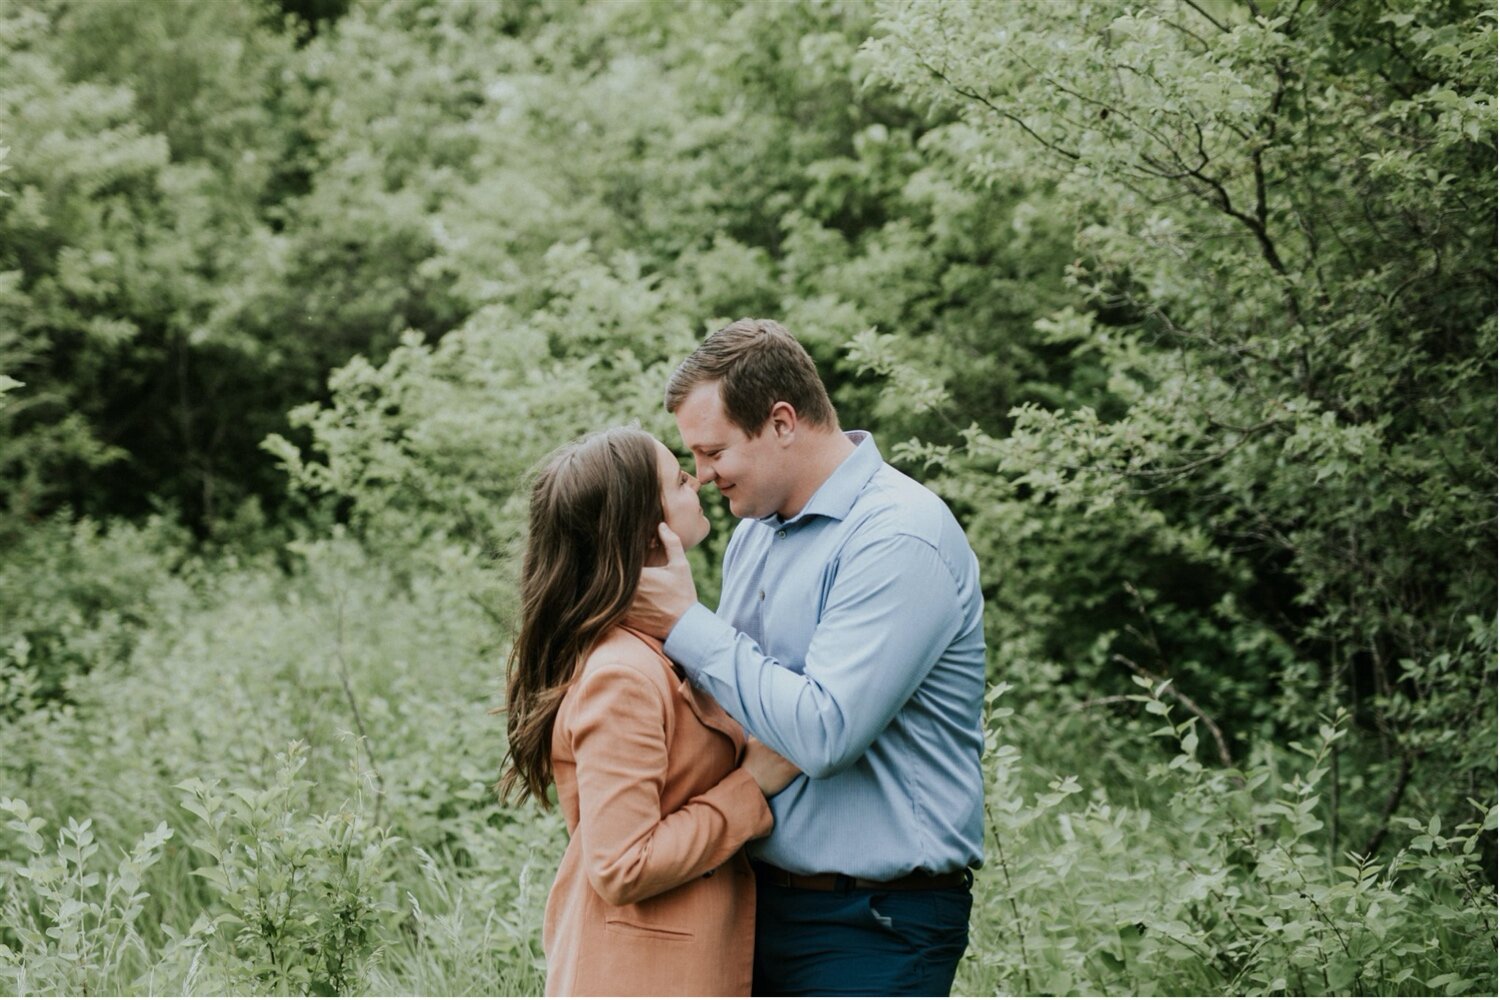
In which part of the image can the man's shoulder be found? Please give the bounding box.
[848,465,984,618]
[850,463,964,545]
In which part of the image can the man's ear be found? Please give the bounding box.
[768,401,797,443]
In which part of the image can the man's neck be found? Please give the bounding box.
[776,428,857,520]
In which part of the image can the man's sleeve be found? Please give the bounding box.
[664,530,963,779]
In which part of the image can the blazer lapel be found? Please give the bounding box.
[618,625,746,750]
[676,676,747,750]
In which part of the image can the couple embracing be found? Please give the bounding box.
[501,319,986,997]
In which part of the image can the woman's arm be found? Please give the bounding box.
[568,661,774,907]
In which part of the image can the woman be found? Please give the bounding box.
[500,427,798,997]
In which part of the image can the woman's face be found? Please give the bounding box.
[655,439,710,550]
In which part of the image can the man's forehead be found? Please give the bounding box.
[678,381,725,414]
[675,383,735,443]
[676,417,734,452]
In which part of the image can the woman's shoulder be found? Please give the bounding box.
[577,626,675,690]
[556,627,678,739]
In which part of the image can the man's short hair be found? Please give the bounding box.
[665,318,837,436]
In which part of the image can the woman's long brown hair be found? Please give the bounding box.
[499,427,665,806]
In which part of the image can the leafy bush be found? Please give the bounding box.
[0,802,181,997]
[957,688,1496,996]
[868,0,1497,845]
[175,745,397,995]
[0,532,563,995]
[0,0,1492,995]
[0,514,193,709]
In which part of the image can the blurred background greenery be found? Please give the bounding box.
[0,0,1494,994]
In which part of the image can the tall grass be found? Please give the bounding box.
[2,524,1493,995]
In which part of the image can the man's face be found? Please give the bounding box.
[673,382,787,520]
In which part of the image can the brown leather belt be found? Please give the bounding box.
[753,860,971,892]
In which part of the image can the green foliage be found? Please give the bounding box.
[0,532,563,995]
[868,0,1496,838]
[0,802,186,997]
[265,244,696,552]
[175,745,397,995]
[960,693,1495,996]
[0,0,1493,994]
[0,0,302,530]
[0,514,193,709]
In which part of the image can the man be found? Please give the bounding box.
[628,318,986,996]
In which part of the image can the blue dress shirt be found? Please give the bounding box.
[664,432,986,880]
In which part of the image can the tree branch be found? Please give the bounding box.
[1360,752,1414,857]
[1127,417,1285,480]
[914,55,1081,161]
[1183,0,1231,33]
[1116,653,1236,769]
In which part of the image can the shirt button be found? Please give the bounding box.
[776,530,786,539]
[758,589,766,602]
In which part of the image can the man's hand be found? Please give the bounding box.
[626,522,697,639]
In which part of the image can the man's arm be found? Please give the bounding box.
[644,525,965,779]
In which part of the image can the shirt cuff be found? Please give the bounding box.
[663,602,735,681]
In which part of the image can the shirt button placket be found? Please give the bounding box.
[761,531,784,620]
[748,539,774,642]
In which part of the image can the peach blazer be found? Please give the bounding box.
[542,625,773,997]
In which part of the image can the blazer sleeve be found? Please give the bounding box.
[567,660,773,907]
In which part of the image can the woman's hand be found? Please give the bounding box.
[627,523,698,639]
[742,737,800,797]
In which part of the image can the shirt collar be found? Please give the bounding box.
[763,431,882,527]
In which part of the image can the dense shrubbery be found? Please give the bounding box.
[1,0,1493,994]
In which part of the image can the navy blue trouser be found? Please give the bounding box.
[751,876,972,996]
